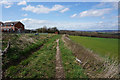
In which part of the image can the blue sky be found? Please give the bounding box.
[0,1,119,30]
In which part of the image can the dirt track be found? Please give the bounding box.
[55,39,65,79]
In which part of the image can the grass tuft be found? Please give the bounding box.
[59,39,87,78]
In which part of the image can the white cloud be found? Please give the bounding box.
[3,20,12,23]
[51,5,64,11]
[20,18,54,29]
[112,2,118,9]
[22,5,51,14]
[102,16,105,19]
[17,1,27,5]
[22,4,69,14]
[99,21,103,24]
[71,8,112,18]
[5,5,11,8]
[60,8,69,13]
[70,14,77,18]
[21,18,47,24]
[93,2,118,10]
[79,8,111,17]
[0,1,9,5]
[19,18,118,30]
[22,13,28,16]
[0,1,13,8]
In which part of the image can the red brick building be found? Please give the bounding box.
[55,31,59,34]
[0,21,25,32]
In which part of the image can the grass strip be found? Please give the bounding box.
[5,35,61,78]
[59,39,87,78]
[3,35,50,70]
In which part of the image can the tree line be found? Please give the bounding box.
[59,30,120,39]
[36,26,59,33]
[25,26,59,33]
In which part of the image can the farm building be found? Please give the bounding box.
[55,31,59,34]
[0,21,25,33]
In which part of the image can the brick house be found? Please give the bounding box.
[55,31,59,34]
[0,21,25,33]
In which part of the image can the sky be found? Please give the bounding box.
[0,0,119,30]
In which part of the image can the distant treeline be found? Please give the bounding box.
[25,26,59,33]
[59,30,120,39]
[18,25,120,39]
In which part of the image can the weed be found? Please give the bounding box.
[4,35,61,78]
[59,39,87,78]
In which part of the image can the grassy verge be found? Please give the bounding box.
[2,33,53,70]
[5,35,61,78]
[59,39,87,78]
[70,36,118,60]
[2,34,21,50]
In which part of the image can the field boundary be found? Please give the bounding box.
[3,35,60,78]
[3,41,44,70]
[2,35,56,77]
[2,42,44,78]
[62,34,119,78]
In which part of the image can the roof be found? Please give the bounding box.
[4,21,21,26]
[0,21,3,24]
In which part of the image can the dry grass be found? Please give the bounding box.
[62,34,119,78]
[2,33,54,71]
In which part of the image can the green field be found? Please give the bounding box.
[70,36,119,60]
